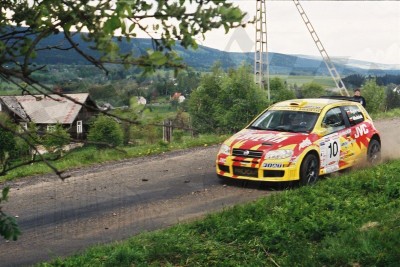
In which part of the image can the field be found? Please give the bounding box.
[273,75,337,88]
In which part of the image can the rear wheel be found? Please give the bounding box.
[299,153,319,186]
[367,139,381,165]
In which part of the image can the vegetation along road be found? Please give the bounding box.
[1,118,400,266]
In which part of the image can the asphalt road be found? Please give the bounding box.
[0,146,270,267]
[1,118,399,266]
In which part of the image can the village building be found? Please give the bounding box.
[171,92,186,103]
[0,93,99,140]
[137,96,147,105]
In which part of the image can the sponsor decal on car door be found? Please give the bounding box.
[320,132,341,173]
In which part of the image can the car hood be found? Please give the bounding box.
[225,129,312,151]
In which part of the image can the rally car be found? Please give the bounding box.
[216,98,381,185]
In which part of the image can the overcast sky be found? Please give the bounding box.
[199,1,400,67]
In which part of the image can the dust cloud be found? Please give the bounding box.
[374,118,400,161]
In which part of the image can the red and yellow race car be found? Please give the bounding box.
[216,98,381,185]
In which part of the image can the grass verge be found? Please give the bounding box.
[38,160,400,266]
[371,108,400,120]
[1,134,227,182]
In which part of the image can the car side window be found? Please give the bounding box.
[343,105,364,126]
[321,107,346,134]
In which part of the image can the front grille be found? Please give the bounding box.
[233,166,258,178]
[263,170,285,178]
[232,149,263,158]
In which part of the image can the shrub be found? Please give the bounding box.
[42,124,70,154]
[87,114,123,148]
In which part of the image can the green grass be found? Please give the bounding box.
[37,160,400,266]
[371,108,400,120]
[0,134,227,182]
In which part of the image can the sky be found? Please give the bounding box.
[199,1,400,67]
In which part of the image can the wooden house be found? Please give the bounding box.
[0,93,99,139]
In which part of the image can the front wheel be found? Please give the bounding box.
[299,153,319,186]
[367,139,381,165]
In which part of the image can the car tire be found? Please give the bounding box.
[299,153,319,186]
[367,139,381,165]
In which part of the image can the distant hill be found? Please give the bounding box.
[33,35,400,76]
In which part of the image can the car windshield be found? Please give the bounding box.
[248,110,319,133]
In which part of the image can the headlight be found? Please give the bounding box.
[265,150,293,159]
[218,144,231,155]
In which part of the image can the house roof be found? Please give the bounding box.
[0,96,30,121]
[13,93,92,124]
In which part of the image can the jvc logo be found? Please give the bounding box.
[354,124,369,138]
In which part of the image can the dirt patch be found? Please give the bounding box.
[373,118,400,161]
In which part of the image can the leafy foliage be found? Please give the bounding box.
[0,0,245,86]
[385,85,400,110]
[188,63,269,134]
[0,187,21,241]
[87,115,123,148]
[42,124,71,154]
[269,77,296,102]
[362,79,386,114]
[0,120,16,164]
[343,74,366,88]
[300,82,326,98]
[0,0,246,179]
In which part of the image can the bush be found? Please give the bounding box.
[87,114,123,148]
[300,82,326,98]
[362,79,386,114]
[0,114,16,164]
[42,124,70,154]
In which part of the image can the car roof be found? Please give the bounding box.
[270,98,357,113]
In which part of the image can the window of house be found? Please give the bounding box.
[77,120,83,133]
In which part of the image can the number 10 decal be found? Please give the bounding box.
[328,141,339,158]
[321,135,341,172]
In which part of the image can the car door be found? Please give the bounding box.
[342,104,367,164]
[319,107,353,173]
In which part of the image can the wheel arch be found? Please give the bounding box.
[370,133,381,145]
[297,148,320,178]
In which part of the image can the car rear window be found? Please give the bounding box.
[344,105,364,126]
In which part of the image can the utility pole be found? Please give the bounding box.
[255,0,270,101]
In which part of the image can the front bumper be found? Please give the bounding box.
[216,156,299,182]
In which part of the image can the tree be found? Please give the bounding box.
[188,63,269,134]
[385,84,400,110]
[0,115,16,166]
[0,0,246,241]
[187,62,224,133]
[0,1,245,90]
[343,74,366,89]
[217,64,268,133]
[362,79,386,114]
[300,82,326,98]
[87,114,123,148]
[269,77,296,102]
